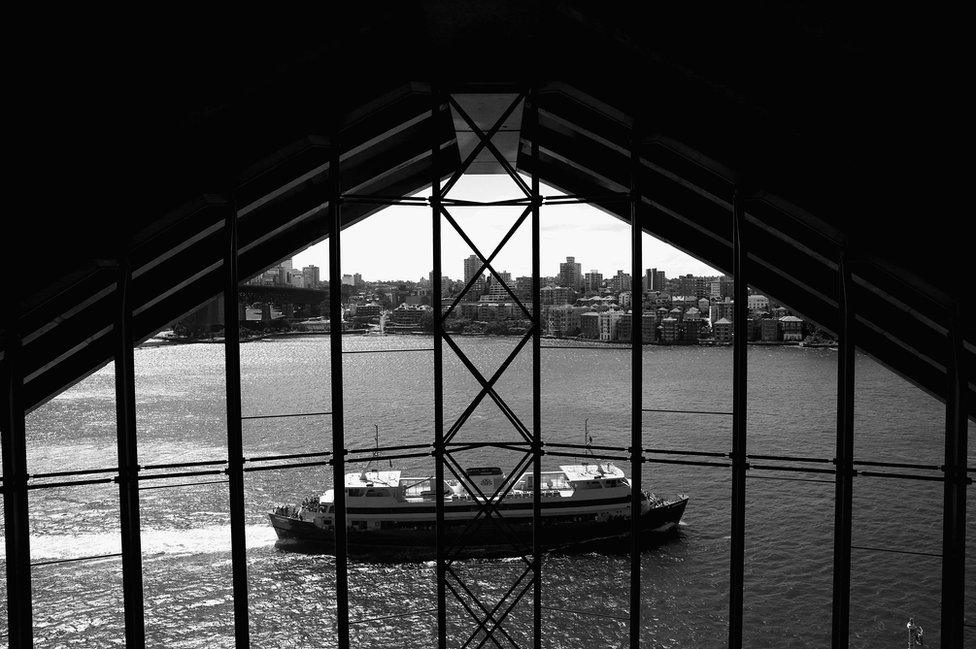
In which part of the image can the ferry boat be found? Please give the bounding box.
[269,463,688,558]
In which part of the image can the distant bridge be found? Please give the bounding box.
[239,284,327,305]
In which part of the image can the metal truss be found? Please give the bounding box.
[430,89,543,649]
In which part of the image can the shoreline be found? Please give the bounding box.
[143,330,838,350]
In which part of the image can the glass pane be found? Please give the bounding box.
[26,363,124,645]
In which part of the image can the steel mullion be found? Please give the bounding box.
[443,330,533,444]
[442,93,525,197]
[529,86,543,649]
[1,307,32,648]
[442,204,533,320]
[328,142,350,649]
[448,95,531,197]
[628,129,642,649]
[115,259,146,648]
[223,202,249,649]
[442,333,533,444]
[444,574,511,649]
[831,250,855,649]
[440,207,533,318]
[432,87,448,649]
[729,188,748,649]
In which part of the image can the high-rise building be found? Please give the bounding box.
[463,255,481,283]
[611,270,631,293]
[710,275,734,300]
[515,276,533,301]
[584,270,603,293]
[341,274,355,286]
[353,273,363,288]
[647,268,667,291]
[559,256,583,292]
[463,254,486,299]
[301,265,320,288]
[676,274,708,299]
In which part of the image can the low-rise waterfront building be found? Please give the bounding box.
[761,317,780,342]
[779,315,804,341]
[713,317,732,342]
[580,312,600,339]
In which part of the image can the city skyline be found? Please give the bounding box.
[292,175,720,283]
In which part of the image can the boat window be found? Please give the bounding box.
[346,488,364,497]
[574,480,602,489]
[365,488,389,497]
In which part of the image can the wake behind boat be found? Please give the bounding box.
[269,463,688,558]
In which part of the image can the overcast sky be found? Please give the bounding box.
[292,175,720,282]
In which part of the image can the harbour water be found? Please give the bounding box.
[6,336,973,647]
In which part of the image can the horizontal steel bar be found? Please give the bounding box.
[246,450,332,462]
[746,454,832,464]
[341,194,429,205]
[139,480,228,491]
[852,459,942,471]
[136,469,226,481]
[439,197,533,207]
[31,553,122,567]
[447,442,533,455]
[29,466,120,479]
[341,193,428,202]
[544,442,627,452]
[750,464,836,475]
[27,477,116,490]
[345,452,432,464]
[140,459,227,470]
[643,457,731,469]
[243,460,332,473]
[642,408,733,416]
[349,608,437,626]
[541,605,628,622]
[542,193,630,202]
[341,349,433,355]
[446,441,532,448]
[241,411,331,421]
[348,443,432,453]
[851,545,941,558]
[543,451,630,462]
[644,448,729,458]
[857,470,947,482]
[748,474,834,484]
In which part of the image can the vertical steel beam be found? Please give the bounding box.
[728,189,748,649]
[2,310,32,648]
[530,88,543,649]
[941,311,967,648]
[223,203,250,647]
[629,131,643,649]
[328,142,351,649]
[431,89,448,649]
[115,260,146,648]
[830,251,855,649]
